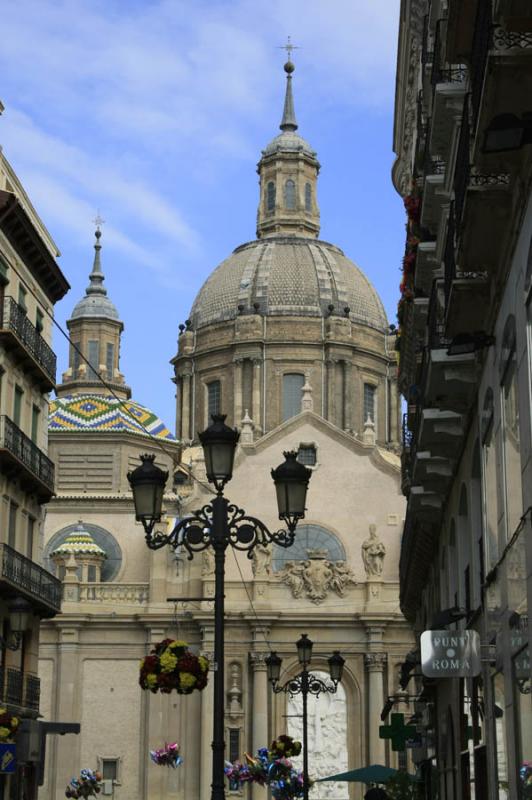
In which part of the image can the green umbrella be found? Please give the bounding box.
[316,764,400,784]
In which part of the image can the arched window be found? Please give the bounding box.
[284,179,296,210]
[272,524,346,572]
[44,523,122,582]
[305,182,312,211]
[266,181,276,212]
[282,373,305,421]
[207,380,221,420]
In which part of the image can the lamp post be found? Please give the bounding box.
[265,634,345,800]
[127,414,312,800]
[0,597,32,651]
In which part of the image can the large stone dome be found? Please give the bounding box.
[189,237,388,332]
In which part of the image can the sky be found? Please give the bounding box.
[0,0,404,431]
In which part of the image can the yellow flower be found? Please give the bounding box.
[0,727,10,741]
[0,708,6,716]
[10,718,18,728]
[198,656,209,672]
[146,674,158,689]
[159,650,178,673]
[169,640,188,650]
[179,672,196,691]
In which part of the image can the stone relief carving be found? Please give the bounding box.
[251,542,272,578]
[278,550,356,604]
[361,524,386,577]
[287,672,348,800]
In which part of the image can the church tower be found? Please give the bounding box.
[256,58,320,239]
[57,222,130,400]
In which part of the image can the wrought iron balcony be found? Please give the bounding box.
[0,296,57,390]
[0,669,40,711]
[0,543,62,616]
[0,415,54,500]
[24,673,40,711]
[471,0,492,127]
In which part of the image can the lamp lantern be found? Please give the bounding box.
[265,651,283,684]
[328,651,345,684]
[8,597,32,635]
[271,451,312,530]
[127,454,168,531]
[198,414,240,491]
[296,633,313,667]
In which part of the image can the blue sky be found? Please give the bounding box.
[0,0,403,431]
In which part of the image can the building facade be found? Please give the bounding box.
[393,1,532,798]
[38,230,180,800]
[171,58,413,800]
[0,136,70,800]
[39,59,413,800]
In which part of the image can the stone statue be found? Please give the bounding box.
[251,542,272,577]
[361,524,386,577]
[302,558,333,603]
[278,561,305,598]
[201,547,215,577]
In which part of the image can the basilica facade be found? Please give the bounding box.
[39,59,412,800]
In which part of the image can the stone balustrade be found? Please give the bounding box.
[78,582,149,603]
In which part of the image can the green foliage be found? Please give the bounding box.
[384,771,420,800]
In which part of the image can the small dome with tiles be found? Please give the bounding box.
[49,394,175,440]
[189,237,387,331]
[50,523,107,558]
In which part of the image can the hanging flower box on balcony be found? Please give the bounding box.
[139,639,209,695]
[0,708,19,742]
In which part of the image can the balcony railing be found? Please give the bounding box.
[0,415,54,496]
[25,673,40,711]
[0,543,62,614]
[0,296,56,387]
[0,669,40,710]
[431,20,467,87]
[79,582,149,604]
[5,668,23,706]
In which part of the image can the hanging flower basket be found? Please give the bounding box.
[150,742,183,768]
[139,639,209,694]
[0,708,19,742]
[225,735,305,800]
[65,769,102,798]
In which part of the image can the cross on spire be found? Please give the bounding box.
[93,212,105,232]
[279,36,299,61]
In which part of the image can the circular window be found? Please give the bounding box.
[272,524,345,572]
[44,523,122,582]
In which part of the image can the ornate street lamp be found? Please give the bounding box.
[128,414,312,800]
[266,634,345,800]
[0,597,32,651]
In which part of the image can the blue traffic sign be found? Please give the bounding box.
[0,743,16,774]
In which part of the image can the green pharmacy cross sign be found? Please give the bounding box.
[379,713,417,752]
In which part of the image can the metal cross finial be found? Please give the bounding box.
[279,36,299,60]
[93,211,105,232]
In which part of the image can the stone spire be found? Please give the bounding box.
[57,221,131,399]
[280,60,298,132]
[85,224,107,298]
[256,55,320,239]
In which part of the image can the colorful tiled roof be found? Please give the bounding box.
[49,394,176,440]
[50,523,107,558]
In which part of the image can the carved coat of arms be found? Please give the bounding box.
[277,549,356,604]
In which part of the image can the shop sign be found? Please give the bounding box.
[421,630,481,677]
[0,743,16,774]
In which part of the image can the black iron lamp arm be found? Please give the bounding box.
[271,671,339,697]
[140,497,297,556]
